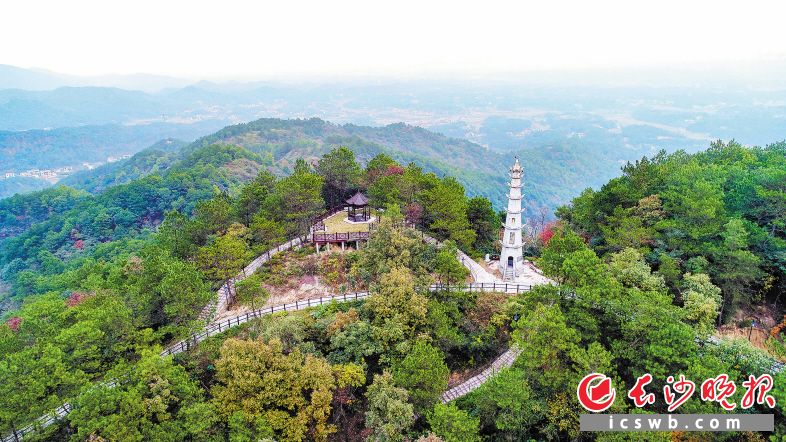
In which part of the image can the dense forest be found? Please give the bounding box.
[1,139,785,441]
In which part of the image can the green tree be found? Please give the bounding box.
[536,223,587,282]
[681,272,722,334]
[365,371,414,442]
[156,210,198,259]
[656,252,681,290]
[433,241,469,286]
[365,153,398,184]
[55,291,136,375]
[316,146,361,209]
[392,339,449,413]
[360,218,430,282]
[67,350,209,442]
[420,177,476,250]
[328,320,383,367]
[234,272,269,310]
[196,233,250,305]
[713,218,764,322]
[608,248,665,293]
[470,367,545,440]
[273,168,325,236]
[427,403,480,442]
[368,174,404,209]
[365,267,428,355]
[249,214,285,252]
[513,303,580,392]
[466,196,500,255]
[0,344,86,435]
[131,249,214,336]
[234,170,276,225]
[192,195,234,240]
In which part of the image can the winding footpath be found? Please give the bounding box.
[2,227,536,442]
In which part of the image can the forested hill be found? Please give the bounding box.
[184,117,613,216]
[187,117,518,210]
[557,140,786,326]
[2,117,656,217]
[0,144,266,303]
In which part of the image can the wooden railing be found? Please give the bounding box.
[312,231,371,243]
[429,282,532,293]
[162,292,370,357]
[167,284,530,358]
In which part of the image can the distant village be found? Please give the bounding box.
[2,154,132,181]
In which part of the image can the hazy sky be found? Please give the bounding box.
[2,0,785,79]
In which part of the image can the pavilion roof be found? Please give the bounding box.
[346,191,369,206]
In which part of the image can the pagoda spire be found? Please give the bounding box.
[500,156,524,281]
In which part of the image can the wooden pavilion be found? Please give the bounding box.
[345,191,370,222]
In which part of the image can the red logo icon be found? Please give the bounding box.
[577,373,616,412]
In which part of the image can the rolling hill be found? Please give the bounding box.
[6,116,701,218]
[185,117,631,216]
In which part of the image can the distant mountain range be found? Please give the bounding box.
[1,64,784,217]
[0,64,190,92]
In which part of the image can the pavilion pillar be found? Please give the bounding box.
[341,242,345,251]
[355,240,359,249]
[326,243,331,252]
[315,243,320,254]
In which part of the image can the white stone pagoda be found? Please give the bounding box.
[500,156,524,281]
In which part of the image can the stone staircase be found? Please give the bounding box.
[503,265,514,281]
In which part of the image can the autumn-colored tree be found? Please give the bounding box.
[211,338,361,442]
[539,221,557,246]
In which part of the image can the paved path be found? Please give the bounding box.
[441,347,522,402]
[200,236,307,322]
